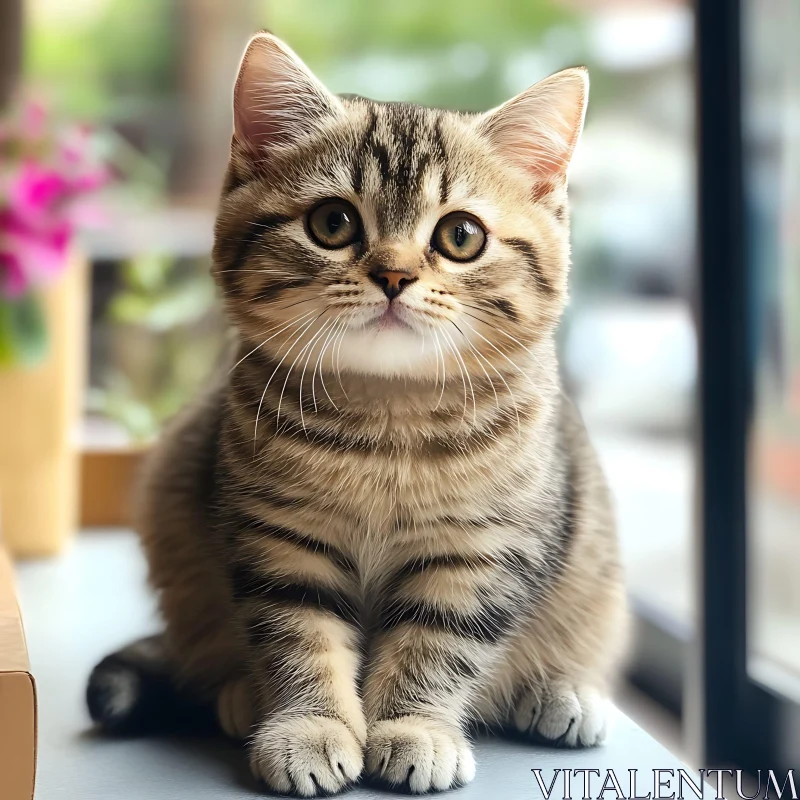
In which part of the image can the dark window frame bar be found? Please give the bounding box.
[693,0,750,768]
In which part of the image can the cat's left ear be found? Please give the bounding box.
[232,32,344,158]
[477,67,589,180]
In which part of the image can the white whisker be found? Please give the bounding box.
[253,312,323,448]
[230,309,317,374]
[314,315,346,413]
[439,328,468,426]
[333,316,350,400]
[442,326,476,426]
[295,317,335,432]
[432,331,447,411]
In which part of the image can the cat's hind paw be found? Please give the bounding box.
[513,681,610,747]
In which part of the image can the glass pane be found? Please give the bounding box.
[745,0,800,689]
[268,0,697,624]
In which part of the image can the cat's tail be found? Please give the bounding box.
[86,634,205,735]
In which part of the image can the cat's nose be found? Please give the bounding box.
[368,267,418,300]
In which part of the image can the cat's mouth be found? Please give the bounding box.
[371,305,414,332]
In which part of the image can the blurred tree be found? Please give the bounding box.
[26,0,258,201]
[27,0,175,117]
[0,0,23,109]
[268,0,570,57]
[173,0,258,198]
[265,0,575,109]
[91,252,221,442]
[24,0,579,196]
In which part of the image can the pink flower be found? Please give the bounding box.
[0,252,28,297]
[0,99,110,299]
[8,161,70,227]
[20,102,48,143]
[67,166,110,195]
[0,208,71,296]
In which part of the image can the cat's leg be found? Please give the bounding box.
[362,635,482,793]
[473,559,628,749]
[473,659,614,750]
[361,553,530,793]
[228,544,366,797]
[468,415,630,751]
[245,613,365,795]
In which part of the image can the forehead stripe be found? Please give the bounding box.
[350,106,447,210]
[432,116,450,204]
[351,107,378,194]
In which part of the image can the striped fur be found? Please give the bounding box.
[87,33,628,796]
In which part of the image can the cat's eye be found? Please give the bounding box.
[307,200,361,249]
[431,213,486,262]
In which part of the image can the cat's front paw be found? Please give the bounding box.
[366,715,476,793]
[513,681,609,747]
[249,715,364,797]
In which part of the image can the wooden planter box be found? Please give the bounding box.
[0,255,87,557]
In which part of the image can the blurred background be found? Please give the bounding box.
[0,0,798,781]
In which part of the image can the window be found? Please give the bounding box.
[695,0,800,771]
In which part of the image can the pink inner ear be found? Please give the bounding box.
[232,34,340,157]
[234,57,279,153]
[481,68,588,180]
[499,123,575,179]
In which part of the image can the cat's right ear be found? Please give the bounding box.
[233,33,343,158]
[477,67,589,181]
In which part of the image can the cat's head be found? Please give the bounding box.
[213,33,587,380]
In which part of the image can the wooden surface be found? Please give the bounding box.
[0,545,37,800]
[80,449,147,528]
[17,530,690,800]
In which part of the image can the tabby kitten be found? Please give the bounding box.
[87,32,628,796]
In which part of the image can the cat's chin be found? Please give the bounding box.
[335,325,440,379]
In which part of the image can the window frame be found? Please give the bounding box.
[628,0,800,774]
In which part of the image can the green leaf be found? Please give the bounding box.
[0,295,49,368]
[108,292,153,324]
[0,302,16,367]
[109,277,215,331]
[123,252,173,293]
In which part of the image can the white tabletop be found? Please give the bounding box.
[18,529,688,800]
